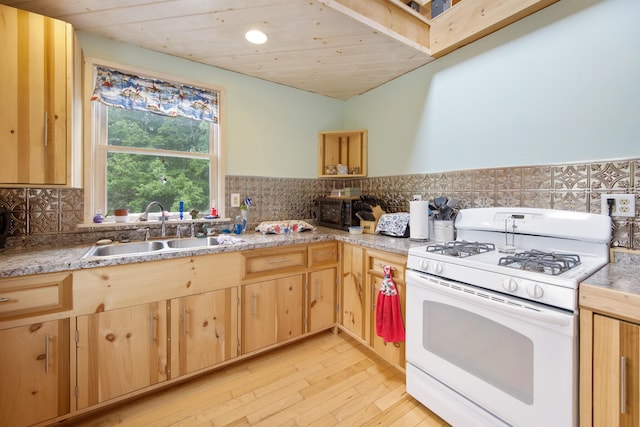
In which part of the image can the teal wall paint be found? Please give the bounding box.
[77,32,345,179]
[344,0,640,176]
[78,0,640,179]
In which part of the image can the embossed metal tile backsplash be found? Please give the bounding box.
[1,159,638,249]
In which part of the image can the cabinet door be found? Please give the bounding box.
[172,288,237,377]
[370,275,406,368]
[341,243,366,339]
[242,275,304,354]
[308,267,337,333]
[593,314,640,426]
[0,5,72,185]
[0,319,70,426]
[76,302,168,409]
[367,250,407,368]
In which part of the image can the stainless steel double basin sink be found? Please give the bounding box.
[84,236,221,259]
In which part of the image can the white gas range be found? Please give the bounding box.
[405,207,611,427]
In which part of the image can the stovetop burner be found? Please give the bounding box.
[498,250,581,275]
[426,241,496,258]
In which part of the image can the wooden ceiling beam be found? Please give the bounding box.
[321,0,433,55]
[429,0,561,57]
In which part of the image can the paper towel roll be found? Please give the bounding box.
[410,201,430,240]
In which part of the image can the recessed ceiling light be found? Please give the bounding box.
[245,30,267,45]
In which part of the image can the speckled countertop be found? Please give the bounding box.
[579,250,640,322]
[581,251,640,296]
[0,227,426,279]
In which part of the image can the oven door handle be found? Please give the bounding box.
[408,272,571,328]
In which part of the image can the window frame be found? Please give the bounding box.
[83,58,225,223]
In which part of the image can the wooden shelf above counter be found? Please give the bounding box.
[318,129,367,178]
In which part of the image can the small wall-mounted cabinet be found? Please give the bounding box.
[0,4,78,187]
[318,130,367,178]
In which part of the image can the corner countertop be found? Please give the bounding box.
[0,227,428,279]
[579,250,640,323]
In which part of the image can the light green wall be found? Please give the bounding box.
[77,32,344,179]
[79,0,640,179]
[345,0,640,176]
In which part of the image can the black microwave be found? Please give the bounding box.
[316,197,360,230]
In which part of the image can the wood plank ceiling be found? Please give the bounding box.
[0,0,435,100]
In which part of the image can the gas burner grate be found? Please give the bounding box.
[498,250,581,275]
[425,241,496,258]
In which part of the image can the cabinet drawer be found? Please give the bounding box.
[242,245,307,280]
[309,242,338,268]
[0,272,72,320]
[367,250,406,282]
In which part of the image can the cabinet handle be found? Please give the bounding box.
[266,257,289,264]
[621,356,627,414]
[372,284,376,310]
[0,297,11,303]
[149,313,155,345]
[44,334,50,374]
[43,112,49,147]
[315,251,334,257]
[251,293,257,320]
[183,306,188,339]
[375,263,396,270]
[315,279,319,302]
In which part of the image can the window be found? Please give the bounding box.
[86,61,223,220]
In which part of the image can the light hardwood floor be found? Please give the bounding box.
[64,330,449,426]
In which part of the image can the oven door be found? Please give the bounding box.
[406,269,577,427]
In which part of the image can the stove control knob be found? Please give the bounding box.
[527,284,544,299]
[432,262,444,275]
[420,259,429,271]
[502,278,518,293]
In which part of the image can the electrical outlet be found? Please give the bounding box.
[413,195,422,201]
[230,193,241,207]
[601,194,636,217]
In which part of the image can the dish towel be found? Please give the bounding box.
[375,265,406,343]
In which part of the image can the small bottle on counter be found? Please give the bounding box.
[93,210,104,224]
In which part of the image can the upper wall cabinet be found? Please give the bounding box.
[0,4,79,187]
[318,130,368,178]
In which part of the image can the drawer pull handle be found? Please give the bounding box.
[251,293,257,320]
[149,313,156,345]
[621,356,627,414]
[315,251,334,257]
[183,306,189,339]
[374,263,396,270]
[44,112,49,147]
[266,257,289,264]
[0,297,12,303]
[44,335,50,374]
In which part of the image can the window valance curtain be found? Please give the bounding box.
[91,66,219,123]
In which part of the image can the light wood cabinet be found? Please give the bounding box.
[170,288,238,377]
[76,302,168,409]
[590,314,640,426]
[0,319,70,427]
[0,4,75,186]
[0,272,73,321]
[340,243,407,369]
[307,268,337,333]
[367,249,407,368]
[307,242,338,333]
[318,129,367,178]
[340,243,366,340]
[241,275,305,354]
[580,282,640,427]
